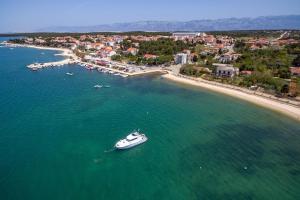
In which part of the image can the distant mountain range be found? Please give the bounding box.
[37,15,300,32]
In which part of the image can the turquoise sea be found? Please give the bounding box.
[0,37,300,200]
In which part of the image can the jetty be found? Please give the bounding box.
[20,43,166,76]
[27,59,76,70]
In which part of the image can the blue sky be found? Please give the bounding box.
[0,0,300,32]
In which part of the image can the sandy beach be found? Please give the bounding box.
[163,73,300,121]
[4,43,81,70]
[4,42,75,59]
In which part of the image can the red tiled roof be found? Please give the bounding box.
[240,70,253,75]
[290,67,300,75]
[127,47,137,52]
[143,54,157,59]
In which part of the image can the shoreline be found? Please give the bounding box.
[3,42,73,58]
[4,42,300,121]
[162,73,300,122]
[4,42,167,76]
[14,44,166,76]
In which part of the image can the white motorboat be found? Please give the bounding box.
[66,72,74,76]
[94,84,103,88]
[115,131,148,150]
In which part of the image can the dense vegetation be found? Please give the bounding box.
[207,30,285,38]
[288,31,300,40]
[233,42,300,92]
[179,64,210,77]
[180,41,300,94]
[138,38,188,56]
[114,38,190,65]
[8,38,25,44]
[234,48,293,78]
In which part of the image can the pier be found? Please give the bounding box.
[27,59,76,70]
[27,58,166,77]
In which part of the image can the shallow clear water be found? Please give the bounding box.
[0,38,300,200]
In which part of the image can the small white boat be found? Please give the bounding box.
[66,72,74,76]
[115,131,148,150]
[94,85,103,88]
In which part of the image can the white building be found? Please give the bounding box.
[213,63,239,78]
[70,44,77,50]
[25,38,34,44]
[172,32,205,37]
[108,51,117,57]
[35,38,46,44]
[175,53,188,65]
[106,41,115,47]
[85,44,92,50]
[172,32,206,40]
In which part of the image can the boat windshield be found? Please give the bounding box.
[132,132,139,136]
[127,137,138,141]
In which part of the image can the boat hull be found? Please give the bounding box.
[115,136,148,150]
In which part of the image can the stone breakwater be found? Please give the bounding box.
[27,59,76,70]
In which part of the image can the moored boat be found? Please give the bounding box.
[94,84,103,88]
[115,131,148,150]
[66,72,74,76]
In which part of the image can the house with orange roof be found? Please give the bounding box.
[240,70,253,76]
[126,47,138,56]
[104,46,113,51]
[290,67,300,76]
[143,54,158,59]
[92,43,104,50]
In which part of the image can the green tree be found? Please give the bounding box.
[120,39,132,50]
[278,68,291,79]
[292,55,300,66]
[234,40,247,53]
[111,54,122,61]
[281,84,289,94]
[195,44,205,54]
[138,38,189,56]
[192,55,198,62]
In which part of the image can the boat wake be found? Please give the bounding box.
[104,147,116,153]
[93,158,103,163]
